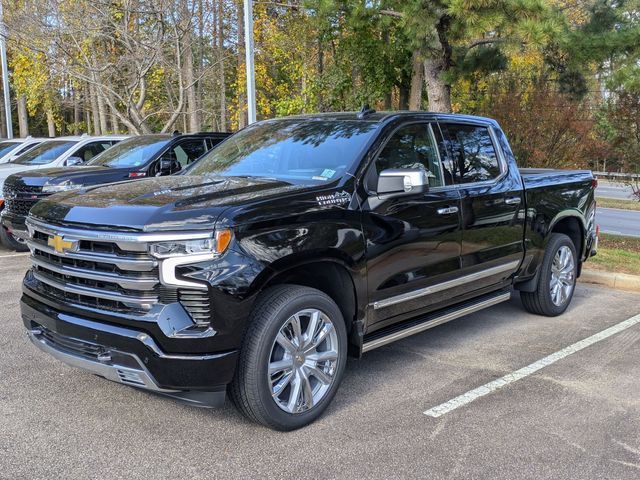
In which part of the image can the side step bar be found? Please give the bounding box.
[362,291,511,353]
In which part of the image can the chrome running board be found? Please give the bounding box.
[362,291,511,353]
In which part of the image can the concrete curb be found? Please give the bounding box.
[580,269,640,293]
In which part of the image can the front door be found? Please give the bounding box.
[361,121,462,330]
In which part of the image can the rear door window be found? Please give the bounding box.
[73,141,113,163]
[441,124,501,184]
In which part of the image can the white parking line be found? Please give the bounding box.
[0,253,29,259]
[424,313,640,418]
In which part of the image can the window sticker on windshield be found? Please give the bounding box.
[321,168,336,178]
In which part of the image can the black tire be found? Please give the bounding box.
[0,225,29,252]
[521,233,577,316]
[229,285,347,430]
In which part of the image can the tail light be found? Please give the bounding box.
[592,177,598,189]
[128,172,147,178]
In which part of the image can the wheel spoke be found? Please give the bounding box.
[313,323,333,348]
[291,314,303,347]
[286,373,303,412]
[269,358,293,375]
[306,365,332,385]
[272,370,294,397]
[276,332,296,354]
[304,310,321,348]
[307,350,338,363]
[300,370,314,409]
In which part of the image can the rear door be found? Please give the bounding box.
[439,121,524,291]
[362,121,463,329]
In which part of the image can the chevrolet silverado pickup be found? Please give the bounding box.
[20,111,597,430]
[1,132,230,251]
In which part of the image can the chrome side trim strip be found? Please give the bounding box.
[32,271,157,307]
[28,241,157,271]
[32,257,158,290]
[363,292,511,353]
[372,260,520,310]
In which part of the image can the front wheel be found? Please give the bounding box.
[229,285,347,430]
[0,225,29,252]
[521,233,577,316]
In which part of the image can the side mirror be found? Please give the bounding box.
[65,156,84,167]
[376,168,429,196]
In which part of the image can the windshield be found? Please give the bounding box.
[12,141,78,165]
[89,136,171,168]
[186,119,379,183]
[0,141,19,158]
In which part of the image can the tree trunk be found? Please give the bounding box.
[398,86,409,110]
[409,50,424,110]
[181,2,200,133]
[107,89,120,133]
[423,58,452,113]
[73,88,81,135]
[218,0,227,131]
[423,15,453,113]
[0,97,6,138]
[18,95,29,137]
[236,0,247,129]
[89,83,101,135]
[46,108,56,137]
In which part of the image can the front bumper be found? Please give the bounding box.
[21,293,239,407]
[1,210,28,239]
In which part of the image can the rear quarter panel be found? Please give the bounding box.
[519,169,596,280]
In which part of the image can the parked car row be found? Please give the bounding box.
[0,132,231,250]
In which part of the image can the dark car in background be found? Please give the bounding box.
[1,132,230,250]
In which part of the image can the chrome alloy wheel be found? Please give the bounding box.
[268,308,339,414]
[550,245,575,306]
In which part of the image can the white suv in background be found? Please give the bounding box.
[0,137,47,164]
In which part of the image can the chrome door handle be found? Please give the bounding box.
[437,206,459,215]
[505,197,521,205]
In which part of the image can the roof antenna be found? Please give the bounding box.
[357,104,376,119]
[172,130,182,136]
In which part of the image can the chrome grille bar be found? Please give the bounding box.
[31,257,158,290]
[32,271,158,308]
[28,241,157,272]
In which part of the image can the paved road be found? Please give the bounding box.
[597,181,636,200]
[1,251,639,479]
[597,207,640,237]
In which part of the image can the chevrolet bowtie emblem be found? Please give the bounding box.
[48,235,76,254]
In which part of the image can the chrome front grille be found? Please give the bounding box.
[25,219,212,323]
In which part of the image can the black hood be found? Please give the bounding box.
[10,166,133,188]
[30,175,309,232]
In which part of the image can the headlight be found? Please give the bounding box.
[148,230,232,258]
[42,181,83,193]
[148,230,233,290]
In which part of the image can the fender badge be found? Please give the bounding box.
[316,190,351,207]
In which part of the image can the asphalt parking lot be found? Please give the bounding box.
[1,248,639,480]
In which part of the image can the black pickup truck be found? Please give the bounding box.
[20,111,597,430]
[1,132,230,251]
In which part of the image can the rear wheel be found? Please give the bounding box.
[0,225,29,252]
[521,233,577,316]
[229,285,347,430]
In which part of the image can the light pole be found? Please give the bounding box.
[0,1,12,138]
[243,0,256,124]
